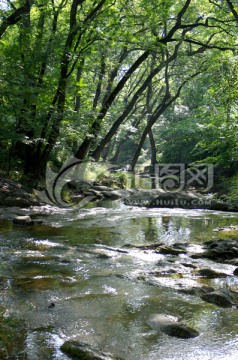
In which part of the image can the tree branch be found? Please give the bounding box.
[182,38,236,51]
[225,0,238,23]
[0,4,31,39]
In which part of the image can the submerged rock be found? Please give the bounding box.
[178,285,215,297]
[200,291,235,308]
[60,340,121,360]
[0,314,26,359]
[147,314,199,339]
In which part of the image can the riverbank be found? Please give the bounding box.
[1,177,237,212]
[0,178,40,207]
[72,183,238,212]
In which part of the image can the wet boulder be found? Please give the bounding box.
[60,340,121,360]
[196,268,228,279]
[156,246,187,256]
[160,322,200,339]
[191,239,238,261]
[12,215,42,226]
[200,291,235,308]
[147,314,199,339]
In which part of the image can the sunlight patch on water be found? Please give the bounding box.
[26,331,66,360]
[33,240,63,247]
[128,249,165,262]
[102,285,118,295]
[147,276,204,290]
[13,250,43,257]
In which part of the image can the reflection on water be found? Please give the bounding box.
[1,204,238,359]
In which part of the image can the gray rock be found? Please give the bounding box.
[92,185,116,192]
[60,340,121,360]
[147,314,179,328]
[102,190,121,200]
[147,314,199,339]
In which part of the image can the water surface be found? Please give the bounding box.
[1,202,238,359]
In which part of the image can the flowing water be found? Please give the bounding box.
[1,201,238,359]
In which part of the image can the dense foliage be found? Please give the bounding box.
[0,0,238,187]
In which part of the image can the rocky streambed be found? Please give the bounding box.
[1,204,238,359]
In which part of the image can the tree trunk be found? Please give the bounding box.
[91,45,182,161]
[149,130,157,189]
[74,50,150,160]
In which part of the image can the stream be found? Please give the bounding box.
[1,201,238,359]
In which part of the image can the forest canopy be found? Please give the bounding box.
[0,0,238,185]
